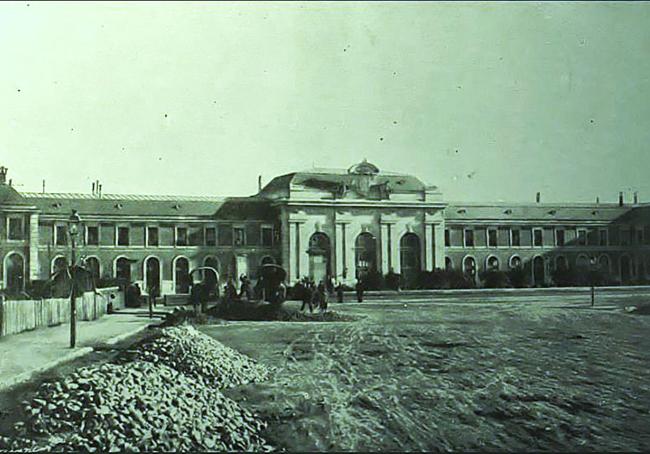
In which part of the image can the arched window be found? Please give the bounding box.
[52,255,68,275]
[144,256,161,294]
[174,257,190,294]
[576,254,590,270]
[85,257,101,282]
[463,256,477,278]
[510,255,522,269]
[598,254,610,273]
[115,257,132,282]
[486,256,499,272]
[4,252,25,293]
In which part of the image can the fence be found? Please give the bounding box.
[0,287,124,337]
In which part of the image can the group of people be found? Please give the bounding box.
[293,277,330,313]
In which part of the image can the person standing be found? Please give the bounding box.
[355,278,364,303]
[301,281,314,313]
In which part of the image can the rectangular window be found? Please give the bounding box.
[117,227,130,246]
[445,228,450,247]
[176,227,188,246]
[577,229,587,246]
[205,227,217,246]
[234,227,246,246]
[488,229,497,248]
[533,228,543,247]
[56,225,67,246]
[464,229,474,247]
[86,226,99,246]
[555,229,565,247]
[261,226,273,247]
[147,227,159,246]
[599,229,608,247]
[8,217,24,240]
[511,229,520,247]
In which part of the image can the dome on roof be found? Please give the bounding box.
[348,159,380,176]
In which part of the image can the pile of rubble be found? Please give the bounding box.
[0,326,273,452]
[134,325,270,388]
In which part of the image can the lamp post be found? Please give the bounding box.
[68,209,82,348]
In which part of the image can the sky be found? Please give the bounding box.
[1,1,649,203]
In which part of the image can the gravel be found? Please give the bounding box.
[134,325,271,388]
[0,326,273,452]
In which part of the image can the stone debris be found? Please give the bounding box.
[134,325,271,388]
[0,326,273,452]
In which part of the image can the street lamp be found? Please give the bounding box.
[68,209,82,348]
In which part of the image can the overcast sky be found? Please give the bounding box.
[1,1,649,203]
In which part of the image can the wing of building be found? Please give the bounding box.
[1,162,648,295]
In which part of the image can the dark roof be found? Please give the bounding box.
[0,184,29,206]
[20,193,276,220]
[258,169,426,199]
[444,203,635,222]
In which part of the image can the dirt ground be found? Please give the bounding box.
[201,294,650,452]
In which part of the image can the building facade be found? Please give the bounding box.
[1,162,648,295]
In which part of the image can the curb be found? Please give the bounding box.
[0,323,151,392]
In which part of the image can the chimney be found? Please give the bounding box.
[258,175,262,192]
[8,179,12,187]
[536,192,541,203]
[0,166,6,184]
[92,182,96,194]
[634,191,639,205]
[42,179,46,194]
[596,196,600,204]
[98,183,102,198]
[619,191,624,207]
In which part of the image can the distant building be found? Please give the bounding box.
[0,161,648,295]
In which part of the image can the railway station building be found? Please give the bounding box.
[1,161,648,295]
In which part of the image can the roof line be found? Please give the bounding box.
[20,192,229,202]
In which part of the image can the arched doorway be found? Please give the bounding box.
[115,257,132,283]
[203,256,220,295]
[144,257,161,295]
[4,253,25,294]
[308,232,331,284]
[621,255,632,284]
[532,256,545,287]
[463,256,477,284]
[174,257,190,294]
[399,233,421,288]
[86,257,101,283]
[355,232,377,280]
[445,257,453,271]
[510,255,522,269]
